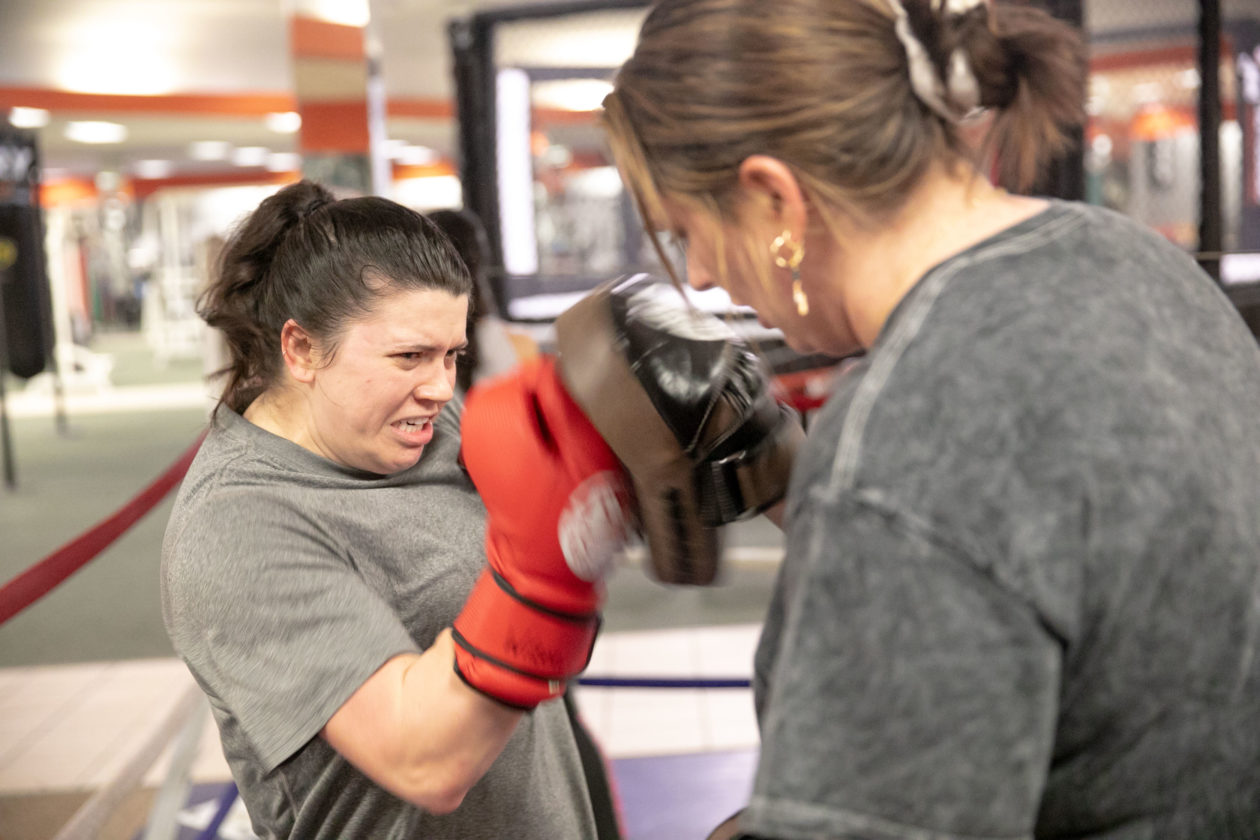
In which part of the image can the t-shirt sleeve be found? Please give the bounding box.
[743,492,1061,840]
[164,490,420,773]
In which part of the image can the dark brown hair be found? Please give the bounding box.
[427,208,503,393]
[199,180,471,414]
[603,0,1087,273]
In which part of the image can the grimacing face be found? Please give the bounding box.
[302,287,469,475]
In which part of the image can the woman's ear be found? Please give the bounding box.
[280,319,318,384]
[737,155,808,239]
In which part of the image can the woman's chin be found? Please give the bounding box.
[782,331,818,355]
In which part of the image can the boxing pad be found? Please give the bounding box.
[554,274,804,585]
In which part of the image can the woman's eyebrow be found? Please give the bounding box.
[390,340,470,352]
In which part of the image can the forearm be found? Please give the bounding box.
[322,629,523,814]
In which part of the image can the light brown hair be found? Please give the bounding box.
[603,0,1087,282]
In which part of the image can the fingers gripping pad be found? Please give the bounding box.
[554,275,804,585]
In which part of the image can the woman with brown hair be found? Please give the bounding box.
[604,1,1260,837]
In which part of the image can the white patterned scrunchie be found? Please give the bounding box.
[887,0,990,122]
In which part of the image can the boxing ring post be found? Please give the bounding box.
[0,431,212,838]
[50,683,207,840]
[0,277,17,489]
[1198,0,1223,283]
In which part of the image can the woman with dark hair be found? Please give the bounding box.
[160,180,603,838]
[603,1,1260,838]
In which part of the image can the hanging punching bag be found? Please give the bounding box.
[0,124,54,379]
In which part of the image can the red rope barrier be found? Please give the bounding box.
[0,432,205,626]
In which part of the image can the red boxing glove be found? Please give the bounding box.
[454,355,636,708]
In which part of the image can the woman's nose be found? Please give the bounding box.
[686,253,715,292]
[413,364,454,403]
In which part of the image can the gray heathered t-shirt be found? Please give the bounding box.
[744,201,1260,840]
[161,403,596,839]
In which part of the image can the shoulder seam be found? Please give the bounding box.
[828,208,1085,497]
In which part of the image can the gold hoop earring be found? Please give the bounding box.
[771,231,809,317]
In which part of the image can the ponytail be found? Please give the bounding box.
[983,4,1089,190]
[891,0,1087,190]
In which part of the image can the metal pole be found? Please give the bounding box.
[1036,0,1085,200]
[27,138,65,435]
[450,16,505,315]
[0,275,16,489]
[1199,0,1224,282]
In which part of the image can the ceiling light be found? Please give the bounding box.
[95,170,122,191]
[55,17,178,95]
[540,144,573,168]
[531,79,614,112]
[133,160,174,179]
[1178,69,1201,90]
[189,140,232,161]
[266,152,302,172]
[1131,82,1164,105]
[265,112,302,134]
[392,175,462,210]
[396,145,438,166]
[303,0,370,27]
[232,147,270,167]
[8,107,50,129]
[64,121,128,144]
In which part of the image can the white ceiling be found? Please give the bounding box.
[0,0,626,179]
[3,0,1258,182]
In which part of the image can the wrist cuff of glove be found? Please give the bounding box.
[452,566,600,708]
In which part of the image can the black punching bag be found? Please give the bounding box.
[0,125,54,379]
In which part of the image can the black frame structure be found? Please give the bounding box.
[448,0,651,319]
[448,0,1258,334]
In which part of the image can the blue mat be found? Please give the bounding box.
[614,749,758,840]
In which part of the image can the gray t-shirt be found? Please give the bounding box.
[161,404,596,839]
[744,201,1260,840]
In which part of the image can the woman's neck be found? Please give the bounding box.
[831,166,1047,349]
[243,387,308,446]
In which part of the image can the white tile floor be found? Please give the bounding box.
[0,624,762,797]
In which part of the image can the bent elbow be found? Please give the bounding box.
[416,784,468,816]
[397,766,475,815]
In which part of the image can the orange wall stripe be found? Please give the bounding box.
[129,170,301,201]
[386,99,455,120]
[1090,37,1234,74]
[298,100,371,152]
[1091,44,1197,73]
[0,87,294,116]
[392,161,456,179]
[533,107,601,126]
[0,87,459,121]
[290,16,365,61]
[40,178,98,207]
